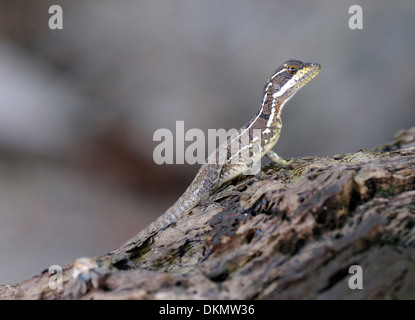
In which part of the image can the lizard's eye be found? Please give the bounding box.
[287,65,297,74]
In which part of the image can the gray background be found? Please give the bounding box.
[0,0,414,284]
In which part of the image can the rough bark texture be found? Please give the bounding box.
[1,127,415,300]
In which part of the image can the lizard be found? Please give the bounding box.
[62,60,320,298]
[122,59,321,251]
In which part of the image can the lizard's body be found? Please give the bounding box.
[125,60,320,249]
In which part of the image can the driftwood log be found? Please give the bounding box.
[1,127,415,300]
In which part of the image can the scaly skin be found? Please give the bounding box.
[62,60,321,298]
[122,59,321,250]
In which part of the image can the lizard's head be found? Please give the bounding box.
[267,59,321,101]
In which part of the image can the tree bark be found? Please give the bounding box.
[1,127,415,300]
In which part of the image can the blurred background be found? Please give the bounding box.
[0,0,414,284]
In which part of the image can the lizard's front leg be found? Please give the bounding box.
[266,150,293,166]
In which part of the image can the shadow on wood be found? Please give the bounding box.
[1,127,415,300]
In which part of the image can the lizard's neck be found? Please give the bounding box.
[241,81,289,156]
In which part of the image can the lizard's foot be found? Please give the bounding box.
[201,172,261,207]
[201,189,252,207]
[266,150,293,166]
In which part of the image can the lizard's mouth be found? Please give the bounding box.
[300,62,321,83]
